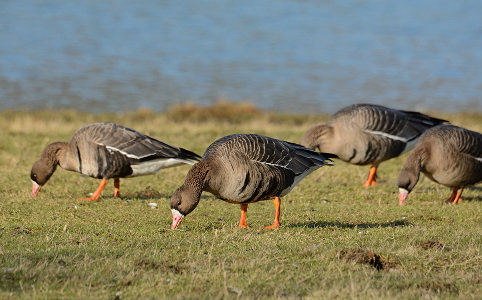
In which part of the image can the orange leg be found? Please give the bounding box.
[446,187,463,204]
[362,166,378,187]
[114,178,121,198]
[239,204,249,228]
[264,197,281,229]
[79,179,108,201]
[453,188,463,204]
[444,187,457,203]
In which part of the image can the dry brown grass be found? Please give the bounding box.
[166,99,261,123]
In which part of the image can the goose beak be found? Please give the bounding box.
[31,181,41,197]
[171,209,184,229]
[398,188,408,206]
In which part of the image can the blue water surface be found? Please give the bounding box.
[1,0,481,113]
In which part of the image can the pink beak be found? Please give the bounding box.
[399,189,408,206]
[171,209,184,229]
[31,182,41,197]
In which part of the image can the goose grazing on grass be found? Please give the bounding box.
[301,104,446,187]
[170,134,337,230]
[30,122,201,200]
[398,125,482,205]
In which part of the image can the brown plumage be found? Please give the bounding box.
[301,103,446,187]
[170,134,336,229]
[30,122,201,200]
[398,124,482,205]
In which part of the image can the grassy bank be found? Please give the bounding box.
[0,104,481,299]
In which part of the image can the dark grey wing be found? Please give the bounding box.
[332,104,446,141]
[399,110,447,142]
[75,122,201,162]
[283,141,337,175]
[236,134,335,176]
[441,125,482,158]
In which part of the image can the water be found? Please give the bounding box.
[1,0,481,113]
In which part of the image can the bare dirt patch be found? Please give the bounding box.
[420,240,448,250]
[337,248,396,271]
[136,186,162,199]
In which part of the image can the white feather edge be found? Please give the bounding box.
[103,143,197,163]
[104,144,155,159]
[252,160,289,169]
[364,129,409,142]
[251,154,332,170]
[364,129,420,154]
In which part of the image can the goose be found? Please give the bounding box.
[30,122,201,200]
[398,124,482,205]
[169,134,337,229]
[301,104,446,187]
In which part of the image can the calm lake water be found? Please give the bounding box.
[1,0,481,113]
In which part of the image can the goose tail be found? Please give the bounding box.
[319,152,338,165]
[401,111,448,127]
[178,148,202,163]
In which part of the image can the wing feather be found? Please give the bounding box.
[74,122,201,161]
[219,134,336,176]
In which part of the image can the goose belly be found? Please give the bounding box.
[129,158,187,176]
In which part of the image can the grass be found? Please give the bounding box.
[0,104,481,299]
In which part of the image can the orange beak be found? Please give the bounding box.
[171,209,184,229]
[398,188,408,206]
[31,181,41,197]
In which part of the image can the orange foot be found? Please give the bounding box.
[445,187,463,205]
[452,197,463,204]
[362,166,377,187]
[78,179,107,202]
[264,223,280,230]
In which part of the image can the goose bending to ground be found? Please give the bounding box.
[30,122,201,200]
[170,134,337,229]
[398,125,482,205]
[301,104,446,187]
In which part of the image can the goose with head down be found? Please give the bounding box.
[398,124,482,205]
[30,122,201,200]
[170,134,337,229]
[301,104,446,187]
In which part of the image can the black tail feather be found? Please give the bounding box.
[286,140,338,162]
[178,148,202,162]
[400,110,448,126]
[320,152,338,160]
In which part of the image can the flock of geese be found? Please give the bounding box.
[30,104,482,229]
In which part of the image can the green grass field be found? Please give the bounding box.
[0,105,481,299]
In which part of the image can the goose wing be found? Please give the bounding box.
[439,125,482,158]
[235,134,336,175]
[332,104,446,142]
[398,110,448,142]
[74,122,201,162]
